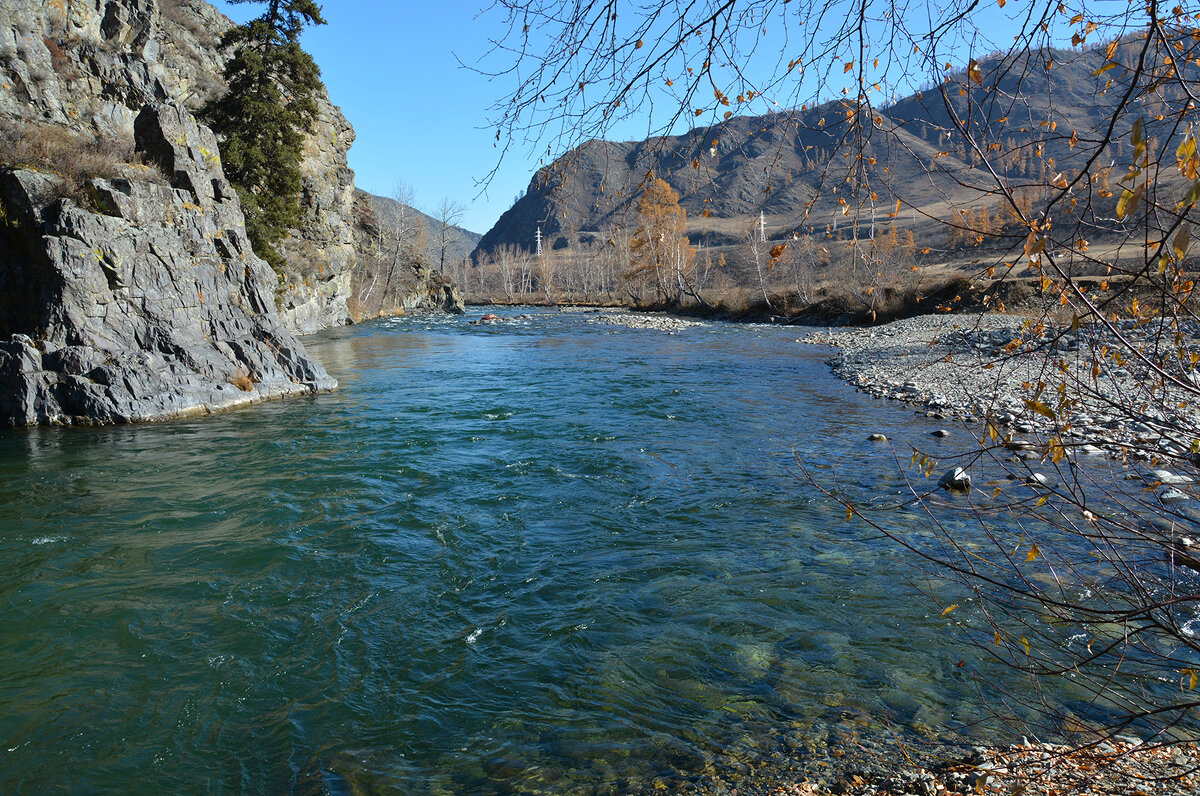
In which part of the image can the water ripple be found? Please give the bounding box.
[0,309,1036,793]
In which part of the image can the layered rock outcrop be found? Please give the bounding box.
[0,103,335,425]
[0,0,466,424]
[0,0,461,335]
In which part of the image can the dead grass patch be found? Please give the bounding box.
[0,119,167,203]
[230,366,256,392]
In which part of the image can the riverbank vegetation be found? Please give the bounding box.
[449,176,972,323]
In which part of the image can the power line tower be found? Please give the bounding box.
[535,226,543,257]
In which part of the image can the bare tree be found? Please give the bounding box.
[434,197,465,273]
[743,219,774,310]
[479,0,1200,754]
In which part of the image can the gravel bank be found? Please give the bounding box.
[580,309,711,331]
[769,739,1200,795]
[810,312,1200,466]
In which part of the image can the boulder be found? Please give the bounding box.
[938,467,972,493]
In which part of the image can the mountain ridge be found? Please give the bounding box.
[474,39,1157,259]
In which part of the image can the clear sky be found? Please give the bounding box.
[213,0,535,235]
[209,0,1104,235]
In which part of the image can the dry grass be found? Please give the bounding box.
[0,119,167,202]
[159,0,222,48]
[229,366,256,392]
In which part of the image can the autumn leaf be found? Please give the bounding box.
[1183,669,1199,692]
[967,58,983,85]
[1116,186,1143,220]
[1024,399,1056,420]
[635,39,644,49]
[1026,544,1040,562]
[941,604,959,616]
[1174,226,1191,261]
[1024,231,1047,258]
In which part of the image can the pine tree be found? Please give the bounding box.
[202,0,326,274]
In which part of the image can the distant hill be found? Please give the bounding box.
[359,191,481,265]
[475,39,1172,260]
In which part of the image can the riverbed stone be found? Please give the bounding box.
[937,467,971,492]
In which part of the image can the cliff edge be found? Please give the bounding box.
[0,103,335,425]
[0,0,461,424]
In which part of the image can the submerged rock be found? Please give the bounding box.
[937,467,972,492]
[1151,469,1194,485]
[1160,487,1190,503]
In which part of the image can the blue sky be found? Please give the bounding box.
[210,0,1109,235]
[214,0,532,234]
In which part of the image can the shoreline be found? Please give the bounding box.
[808,311,1200,469]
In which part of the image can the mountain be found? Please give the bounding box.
[475,40,1162,259]
[362,192,482,265]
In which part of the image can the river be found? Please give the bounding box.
[0,308,1056,793]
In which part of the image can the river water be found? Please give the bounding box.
[0,309,1052,793]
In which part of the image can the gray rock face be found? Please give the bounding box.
[0,0,461,335]
[274,83,358,332]
[0,102,335,426]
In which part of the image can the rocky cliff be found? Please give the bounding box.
[0,0,463,424]
[0,103,334,425]
[0,0,461,334]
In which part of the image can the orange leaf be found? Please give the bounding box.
[967,58,983,85]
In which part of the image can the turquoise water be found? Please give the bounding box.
[1,310,1022,794]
